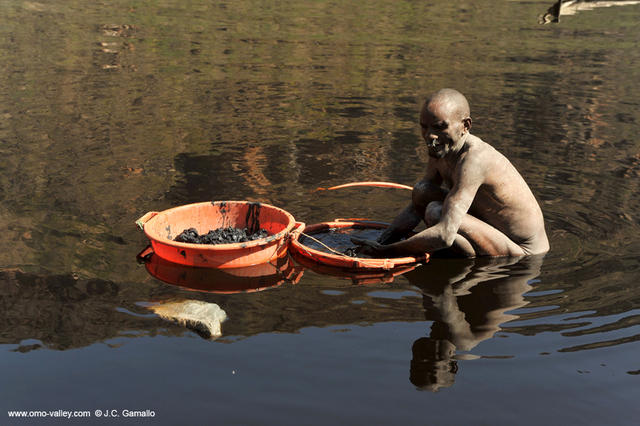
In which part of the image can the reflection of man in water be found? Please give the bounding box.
[406,256,543,391]
[353,88,549,258]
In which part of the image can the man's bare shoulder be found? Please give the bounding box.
[461,134,514,171]
[452,134,500,175]
[463,134,499,158]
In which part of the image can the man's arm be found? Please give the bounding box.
[376,202,421,245]
[377,165,444,244]
[382,155,484,256]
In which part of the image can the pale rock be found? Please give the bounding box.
[150,300,227,339]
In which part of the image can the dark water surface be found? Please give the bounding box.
[1,0,639,424]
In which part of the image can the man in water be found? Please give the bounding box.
[353,88,549,258]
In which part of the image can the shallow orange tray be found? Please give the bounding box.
[289,219,428,271]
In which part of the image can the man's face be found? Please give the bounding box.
[420,102,467,159]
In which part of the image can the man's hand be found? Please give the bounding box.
[377,227,400,245]
[351,237,390,257]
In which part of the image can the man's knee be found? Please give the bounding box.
[424,201,442,226]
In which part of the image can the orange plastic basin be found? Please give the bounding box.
[136,201,299,268]
[289,219,428,271]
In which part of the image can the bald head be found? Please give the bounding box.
[424,88,470,122]
[419,89,473,158]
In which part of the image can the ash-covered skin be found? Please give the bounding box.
[174,227,269,245]
[352,88,550,258]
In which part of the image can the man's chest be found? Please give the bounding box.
[435,163,456,189]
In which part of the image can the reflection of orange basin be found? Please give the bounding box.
[139,246,303,294]
[291,250,417,285]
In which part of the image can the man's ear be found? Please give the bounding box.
[463,117,472,132]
